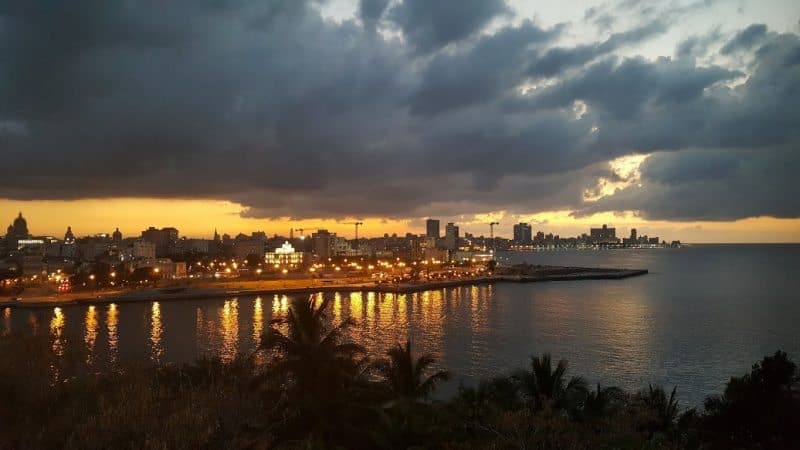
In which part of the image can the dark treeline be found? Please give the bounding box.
[1,297,798,449]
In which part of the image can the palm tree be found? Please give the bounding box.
[259,295,367,443]
[513,353,587,411]
[636,384,680,437]
[372,340,450,407]
[262,296,365,381]
[583,383,625,419]
[367,341,450,448]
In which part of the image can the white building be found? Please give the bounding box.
[265,241,308,269]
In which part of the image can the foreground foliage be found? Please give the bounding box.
[1,297,798,449]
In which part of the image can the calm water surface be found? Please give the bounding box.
[4,244,799,407]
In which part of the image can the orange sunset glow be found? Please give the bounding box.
[2,198,799,243]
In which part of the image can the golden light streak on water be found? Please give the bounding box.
[470,285,489,337]
[418,290,445,357]
[220,299,239,363]
[85,305,98,364]
[395,294,408,332]
[50,307,64,357]
[107,303,118,366]
[252,297,265,365]
[314,292,324,316]
[195,307,206,356]
[253,297,263,346]
[347,292,361,322]
[278,294,288,315]
[48,307,66,381]
[271,295,290,337]
[366,292,376,326]
[150,302,163,364]
[333,292,344,322]
[369,292,383,331]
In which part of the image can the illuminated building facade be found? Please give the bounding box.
[265,241,308,269]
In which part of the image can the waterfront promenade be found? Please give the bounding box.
[0,266,647,309]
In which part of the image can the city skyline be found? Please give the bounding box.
[3,206,798,244]
[2,1,799,242]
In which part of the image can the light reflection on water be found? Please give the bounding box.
[252,297,265,365]
[49,307,65,380]
[107,303,118,367]
[220,299,239,363]
[50,307,64,358]
[4,245,800,406]
[150,302,163,364]
[252,297,263,347]
[85,305,98,364]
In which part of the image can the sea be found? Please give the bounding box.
[3,244,799,408]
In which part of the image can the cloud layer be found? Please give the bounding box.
[0,0,798,222]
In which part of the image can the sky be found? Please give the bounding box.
[1,0,799,242]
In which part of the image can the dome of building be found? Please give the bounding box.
[64,226,76,243]
[13,212,27,231]
[7,212,29,237]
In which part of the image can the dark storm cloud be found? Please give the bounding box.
[570,31,800,220]
[528,20,667,77]
[676,27,722,59]
[573,146,800,221]
[387,0,510,52]
[532,56,741,119]
[359,0,390,30]
[720,23,768,54]
[0,0,798,222]
[406,20,561,115]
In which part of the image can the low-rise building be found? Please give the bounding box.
[132,240,156,259]
[126,258,187,279]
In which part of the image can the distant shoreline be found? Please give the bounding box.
[1,267,647,309]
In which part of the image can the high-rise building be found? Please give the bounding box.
[630,228,637,242]
[425,219,440,238]
[589,224,618,244]
[311,229,335,259]
[444,222,459,251]
[513,223,532,244]
[141,227,179,257]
